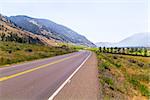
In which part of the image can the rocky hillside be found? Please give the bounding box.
[8,15,96,47]
[0,14,57,46]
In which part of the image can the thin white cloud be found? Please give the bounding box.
[0,0,146,3]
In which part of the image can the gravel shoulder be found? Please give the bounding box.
[54,52,99,100]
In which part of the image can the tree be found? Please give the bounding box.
[117,48,121,54]
[1,32,5,41]
[135,48,138,55]
[108,48,111,53]
[138,48,143,56]
[144,48,148,57]
[130,48,134,55]
[126,47,130,54]
[106,48,109,53]
[99,47,102,52]
[110,47,113,53]
[122,48,125,54]
[103,47,106,53]
[114,47,117,53]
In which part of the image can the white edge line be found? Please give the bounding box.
[48,51,92,100]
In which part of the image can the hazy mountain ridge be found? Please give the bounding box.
[96,33,150,47]
[95,42,113,47]
[8,15,96,47]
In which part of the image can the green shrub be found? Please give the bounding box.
[115,63,121,68]
[128,76,150,97]
[25,48,33,52]
[102,76,114,86]
[131,74,149,83]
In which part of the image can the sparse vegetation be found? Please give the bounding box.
[0,41,77,67]
[94,49,150,99]
[128,75,150,97]
[58,42,87,51]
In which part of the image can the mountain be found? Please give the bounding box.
[8,15,96,47]
[95,42,113,47]
[0,14,57,46]
[96,32,150,47]
[116,33,150,47]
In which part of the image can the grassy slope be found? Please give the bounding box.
[0,41,77,67]
[95,51,150,99]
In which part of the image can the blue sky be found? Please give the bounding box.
[0,0,149,43]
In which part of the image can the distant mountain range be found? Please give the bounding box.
[7,15,96,47]
[1,13,149,48]
[95,32,150,47]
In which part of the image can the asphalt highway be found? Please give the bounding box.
[0,51,91,100]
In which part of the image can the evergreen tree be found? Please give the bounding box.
[99,47,102,52]
[122,48,125,54]
[131,48,134,55]
[110,47,113,53]
[103,47,106,53]
[114,47,117,53]
[126,47,130,54]
[144,48,148,57]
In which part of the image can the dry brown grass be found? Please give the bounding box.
[0,41,76,67]
[96,52,150,99]
[0,19,58,46]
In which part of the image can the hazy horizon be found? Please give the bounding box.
[0,0,149,43]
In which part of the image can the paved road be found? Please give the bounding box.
[55,52,99,100]
[0,51,91,100]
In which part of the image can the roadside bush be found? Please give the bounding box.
[8,49,12,54]
[128,59,136,63]
[128,76,150,97]
[16,47,20,50]
[115,63,121,68]
[132,74,149,83]
[101,76,114,87]
[113,56,117,59]
[100,62,110,71]
[137,62,144,67]
[25,48,33,52]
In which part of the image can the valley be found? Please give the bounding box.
[0,4,149,99]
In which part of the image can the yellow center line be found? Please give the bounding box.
[0,54,79,82]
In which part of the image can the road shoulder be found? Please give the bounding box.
[54,52,99,100]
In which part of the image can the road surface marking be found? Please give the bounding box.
[0,54,80,82]
[48,52,91,100]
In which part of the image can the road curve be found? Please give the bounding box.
[0,51,91,100]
